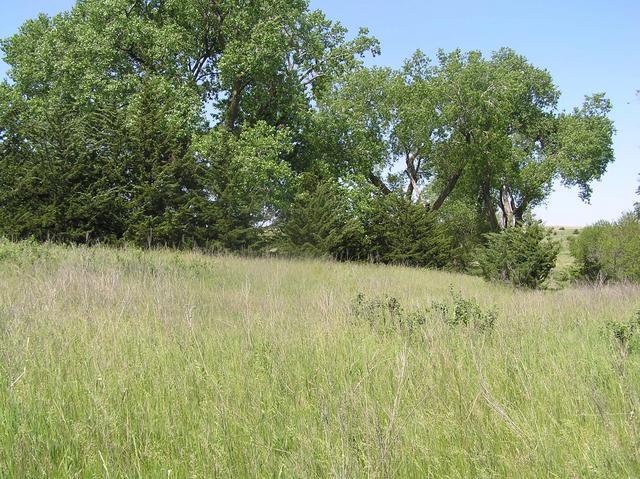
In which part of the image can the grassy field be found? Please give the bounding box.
[1,241,639,478]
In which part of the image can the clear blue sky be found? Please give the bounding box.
[2,0,639,226]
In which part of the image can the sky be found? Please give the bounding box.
[1,0,638,226]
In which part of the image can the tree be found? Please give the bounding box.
[363,193,451,268]
[635,175,640,217]
[319,49,615,231]
[0,0,378,247]
[571,213,640,283]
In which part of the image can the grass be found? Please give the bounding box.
[547,226,581,289]
[1,241,639,478]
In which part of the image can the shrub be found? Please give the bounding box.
[0,238,53,267]
[438,200,485,271]
[352,290,497,334]
[570,212,640,283]
[277,180,367,261]
[363,194,452,268]
[432,289,497,332]
[477,222,559,289]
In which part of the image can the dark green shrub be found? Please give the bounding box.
[570,213,640,283]
[277,180,367,261]
[363,194,451,268]
[437,200,485,271]
[477,222,559,289]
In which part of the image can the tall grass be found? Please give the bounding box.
[1,242,639,477]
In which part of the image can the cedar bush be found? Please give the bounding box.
[478,222,559,289]
[278,187,452,268]
[363,194,451,268]
[277,180,367,260]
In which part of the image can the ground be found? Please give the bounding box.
[1,242,639,478]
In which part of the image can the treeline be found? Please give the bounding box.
[0,0,616,278]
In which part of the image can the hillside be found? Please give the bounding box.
[1,242,639,477]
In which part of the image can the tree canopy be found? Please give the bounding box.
[0,0,616,272]
[317,49,614,228]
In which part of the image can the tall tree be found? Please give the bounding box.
[0,0,378,246]
[319,49,615,230]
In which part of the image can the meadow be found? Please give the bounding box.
[1,241,639,478]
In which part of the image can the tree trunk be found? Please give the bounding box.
[431,165,465,212]
[500,185,515,228]
[405,152,421,201]
[225,78,244,131]
[482,182,500,231]
[368,173,391,195]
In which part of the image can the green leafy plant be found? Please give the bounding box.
[570,213,640,283]
[606,311,640,355]
[352,293,428,335]
[432,289,497,332]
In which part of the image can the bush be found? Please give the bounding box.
[570,212,640,283]
[363,194,451,268]
[277,180,368,261]
[437,200,485,271]
[352,289,497,334]
[477,222,559,289]
[0,238,53,267]
[352,293,428,335]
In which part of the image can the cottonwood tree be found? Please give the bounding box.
[320,48,615,230]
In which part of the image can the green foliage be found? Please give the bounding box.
[0,0,377,250]
[0,238,53,267]
[437,199,485,270]
[277,179,367,260]
[352,293,428,335]
[318,48,615,232]
[606,311,640,355]
[432,289,497,332]
[363,194,451,268]
[570,212,640,283]
[277,186,452,268]
[353,289,497,335]
[0,0,617,270]
[478,222,559,288]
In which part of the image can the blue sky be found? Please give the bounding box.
[1,0,638,226]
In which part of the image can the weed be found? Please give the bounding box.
[606,311,640,355]
[432,288,497,332]
[352,293,428,334]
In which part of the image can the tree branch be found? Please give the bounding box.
[368,173,391,195]
[430,164,465,211]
